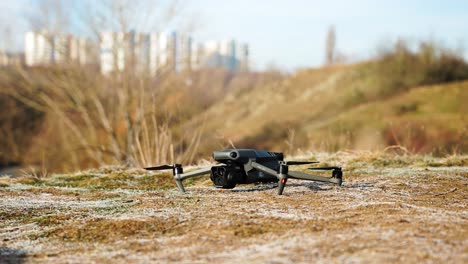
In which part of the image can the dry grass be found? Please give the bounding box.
[0,66,279,173]
[1,152,467,263]
[184,43,468,156]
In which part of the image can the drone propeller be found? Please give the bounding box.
[284,161,319,166]
[308,166,341,170]
[144,164,181,171]
[145,164,186,192]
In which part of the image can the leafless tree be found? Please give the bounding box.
[4,0,204,173]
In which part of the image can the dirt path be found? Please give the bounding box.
[1,160,467,263]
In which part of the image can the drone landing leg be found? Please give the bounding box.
[175,167,212,193]
[278,164,288,195]
[251,162,288,195]
[175,178,186,193]
[173,166,186,193]
[145,164,212,193]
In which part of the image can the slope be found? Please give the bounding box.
[182,50,468,156]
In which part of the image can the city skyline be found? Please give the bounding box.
[22,29,249,74]
[1,0,468,71]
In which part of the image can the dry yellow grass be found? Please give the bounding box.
[0,152,467,263]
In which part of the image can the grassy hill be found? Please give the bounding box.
[305,81,468,153]
[183,47,468,157]
[0,42,467,173]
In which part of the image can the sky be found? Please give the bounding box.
[189,0,468,70]
[1,0,468,71]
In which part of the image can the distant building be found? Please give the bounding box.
[25,31,53,66]
[99,32,115,74]
[25,30,250,74]
[148,33,158,74]
[155,32,177,72]
[25,31,96,67]
[52,35,68,63]
[190,43,203,70]
[167,32,178,72]
[202,40,221,68]
[178,35,193,71]
[99,31,180,75]
[238,43,249,72]
[197,40,248,72]
[70,38,94,65]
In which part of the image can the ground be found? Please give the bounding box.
[1,152,467,263]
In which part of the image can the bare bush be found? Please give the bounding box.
[0,1,206,172]
[375,39,468,97]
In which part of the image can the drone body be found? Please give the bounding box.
[211,149,284,188]
[145,149,343,195]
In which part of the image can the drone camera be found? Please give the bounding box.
[210,165,243,189]
[332,168,343,185]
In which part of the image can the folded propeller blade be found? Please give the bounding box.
[144,164,174,170]
[285,161,319,165]
[309,166,341,170]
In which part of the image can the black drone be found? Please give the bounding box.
[145,149,343,195]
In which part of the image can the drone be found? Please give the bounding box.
[144,149,342,195]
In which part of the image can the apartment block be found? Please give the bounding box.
[24,30,250,74]
[100,31,178,74]
[199,40,249,71]
[25,31,53,66]
[25,31,96,67]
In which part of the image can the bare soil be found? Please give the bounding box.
[1,153,467,263]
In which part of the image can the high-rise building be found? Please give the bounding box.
[168,31,177,72]
[219,40,239,71]
[25,31,53,66]
[25,31,95,67]
[197,40,248,72]
[148,33,159,74]
[129,31,148,73]
[190,43,203,70]
[238,43,249,72]
[71,38,95,65]
[157,32,169,70]
[178,35,192,71]
[202,40,221,68]
[52,35,70,63]
[100,32,115,74]
[154,31,177,72]
[25,30,250,73]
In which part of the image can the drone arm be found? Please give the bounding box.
[288,171,341,184]
[173,167,212,193]
[251,162,281,180]
[251,161,342,195]
[178,167,212,180]
[251,161,288,195]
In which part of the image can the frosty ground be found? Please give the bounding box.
[1,152,467,263]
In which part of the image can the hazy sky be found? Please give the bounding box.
[1,0,468,71]
[190,0,468,70]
